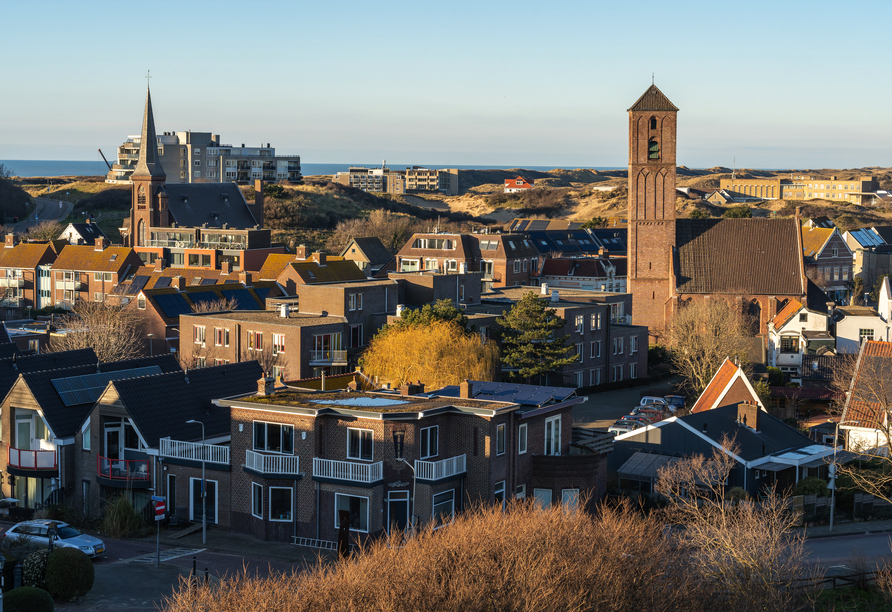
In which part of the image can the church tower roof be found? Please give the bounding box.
[131,86,166,180]
[628,84,679,112]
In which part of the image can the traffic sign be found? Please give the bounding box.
[154,500,166,521]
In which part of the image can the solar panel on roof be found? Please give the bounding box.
[189,292,220,307]
[153,293,192,318]
[517,220,529,231]
[52,366,163,406]
[221,289,256,310]
[154,277,171,288]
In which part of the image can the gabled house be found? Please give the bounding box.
[340,237,395,278]
[0,236,57,311]
[802,226,853,303]
[840,340,892,454]
[689,357,766,415]
[504,176,534,193]
[832,306,890,353]
[59,221,108,246]
[275,254,368,295]
[767,281,834,377]
[50,241,143,309]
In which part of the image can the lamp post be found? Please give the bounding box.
[186,419,206,545]
[147,333,154,357]
[829,419,860,532]
[392,430,416,535]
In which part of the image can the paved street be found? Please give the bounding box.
[12,196,72,232]
[573,375,682,428]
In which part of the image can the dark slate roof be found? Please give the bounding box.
[66,223,107,242]
[801,354,853,381]
[628,84,679,112]
[872,226,892,244]
[430,380,576,407]
[678,403,816,462]
[0,344,20,359]
[0,348,99,398]
[588,228,627,255]
[131,87,165,180]
[0,324,10,344]
[804,278,832,314]
[163,183,258,229]
[346,237,393,264]
[675,218,803,295]
[109,361,263,447]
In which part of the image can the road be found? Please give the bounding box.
[804,533,892,572]
[12,196,72,232]
[573,375,683,428]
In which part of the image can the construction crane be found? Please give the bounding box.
[98,149,112,171]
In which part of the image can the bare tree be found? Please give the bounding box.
[663,298,754,398]
[26,220,64,241]
[50,301,145,362]
[241,343,288,379]
[327,209,420,255]
[190,297,239,314]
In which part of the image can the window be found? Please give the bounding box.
[252,483,263,519]
[613,338,624,355]
[432,490,454,527]
[513,260,521,274]
[592,368,602,386]
[196,356,207,368]
[612,365,622,382]
[420,426,438,459]
[630,336,638,354]
[253,421,294,454]
[591,312,602,330]
[124,422,142,450]
[576,371,584,387]
[518,424,527,454]
[94,292,104,302]
[648,139,660,160]
[799,313,808,322]
[348,293,363,311]
[832,248,839,257]
[575,343,583,362]
[348,428,373,461]
[630,363,638,379]
[82,423,91,451]
[516,484,526,499]
[214,327,229,347]
[273,333,285,355]
[860,329,875,343]
[843,267,849,280]
[533,488,552,509]
[496,423,506,456]
[523,259,528,272]
[544,415,561,456]
[194,148,200,156]
[248,331,263,351]
[562,489,579,512]
[269,487,292,522]
[650,117,657,130]
[272,365,285,379]
[193,326,206,345]
[495,481,506,509]
[780,337,798,353]
[335,493,369,532]
[575,315,583,333]
[349,324,363,348]
[833,267,840,281]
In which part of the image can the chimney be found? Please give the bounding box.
[257,373,275,396]
[737,400,761,432]
[154,258,164,272]
[399,382,422,396]
[795,206,801,219]
[4,234,14,249]
[239,271,252,286]
[221,261,231,274]
[347,375,359,391]
[540,283,549,295]
[94,237,108,251]
[85,218,91,224]
[826,301,835,318]
[551,290,559,302]
[314,252,327,266]
[174,275,186,291]
[599,247,608,257]
[294,244,308,259]
[460,379,473,399]
[251,179,264,228]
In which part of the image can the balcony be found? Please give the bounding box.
[144,239,196,249]
[55,280,86,291]
[415,454,466,482]
[0,278,24,288]
[313,458,382,484]
[198,241,246,250]
[7,447,57,473]
[96,456,150,487]
[309,349,348,365]
[160,438,229,465]
[245,450,300,476]
[0,298,23,308]
[611,315,632,324]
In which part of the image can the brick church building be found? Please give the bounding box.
[626,85,813,342]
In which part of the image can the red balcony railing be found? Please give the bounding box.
[8,447,57,470]
[96,455,150,481]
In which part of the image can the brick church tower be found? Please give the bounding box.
[626,84,678,341]
[127,86,167,247]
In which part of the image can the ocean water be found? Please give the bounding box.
[1,159,625,178]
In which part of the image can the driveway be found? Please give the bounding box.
[573,375,683,428]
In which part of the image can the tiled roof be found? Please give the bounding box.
[628,84,679,112]
[801,354,854,381]
[343,237,393,264]
[286,260,367,284]
[690,358,740,414]
[53,245,139,273]
[0,344,19,359]
[108,361,264,446]
[258,253,300,280]
[123,266,242,291]
[675,219,804,295]
[842,341,892,427]
[0,348,100,397]
[509,219,585,232]
[0,324,10,344]
[0,243,55,270]
[771,299,803,329]
[504,176,533,188]
[801,227,833,259]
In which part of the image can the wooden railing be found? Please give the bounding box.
[161,438,230,465]
[245,450,299,475]
[416,454,466,481]
[313,458,382,483]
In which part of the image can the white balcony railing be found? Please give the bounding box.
[160,438,229,465]
[611,315,632,325]
[313,457,382,483]
[8,447,57,470]
[245,449,299,474]
[415,454,466,481]
[0,278,24,288]
[55,280,86,291]
[309,350,348,363]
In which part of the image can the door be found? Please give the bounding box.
[191,478,217,524]
[167,474,176,516]
[387,491,409,534]
[16,419,33,451]
[105,426,122,460]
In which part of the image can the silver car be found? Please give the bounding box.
[3,520,105,557]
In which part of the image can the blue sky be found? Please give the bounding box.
[2,0,890,168]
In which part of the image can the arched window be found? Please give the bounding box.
[138,185,146,207]
[138,220,146,246]
[649,117,657,130]
[648,139,660,160]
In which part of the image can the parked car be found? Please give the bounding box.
[631,407,664,422]
[621,415,653,425]
[608,420,643,435]
[3,520,105,557]
[640,396,673,411]
[664,395,686,411]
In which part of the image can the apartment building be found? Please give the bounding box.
[719,175,879,204]
[333,166,459,196]
[537,257,628,293]
[215,378,600,544]
[390,271,484,307]
[106,130,301,185]
[0,236,57,311]
[50,241,144,310]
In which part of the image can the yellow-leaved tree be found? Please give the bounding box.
[362,319,498,390]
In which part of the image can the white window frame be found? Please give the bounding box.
[193,326,206,345]
[575,315,583,333]
[533,488,552,509]
[189,477,219,525]
[496,423,506,455]
[495,481,506,509]
[630,363,638,379]
[544,415,561,456]
[420,425,438,460]
[273,333,285,355]
[630,336,638,354]
[335,493,369,533]
[214,327,230,347]
[251,482,263,519]
[252,420,295,454]
[81,421,91,451]
[269,486,293,522]
[516,484,526,499]
[347,427,374,461]
[432,489,454,528]
[575,343,583,362]
[613,337,624,355]
[562,488,579,512]
[518,424,527,454]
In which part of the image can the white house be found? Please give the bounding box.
[767,291,833,378]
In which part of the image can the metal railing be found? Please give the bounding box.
[0,278,24,288]
[97,455,150,480]
[246,450,299,474]
[313,458,382,483]
[55,280,86,291]
[309,350,347,363]
[8,447,57,470]
[144,239,196,249]
[198,241,247,250]
[161,438,230,464]
[611,315,632,324]
[416,454,466,481]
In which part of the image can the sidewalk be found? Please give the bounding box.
[802,518,892,539]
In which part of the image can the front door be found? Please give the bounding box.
[105,426,123,460]
[16,418,33,451]
[387,491,409,534]
[191,478,217,524]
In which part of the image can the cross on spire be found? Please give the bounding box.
[146,70,152,84]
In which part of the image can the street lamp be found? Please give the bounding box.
[147,333,154,357]
[186,419,206,545]
[829,418,860,531]
[392,429,416,535]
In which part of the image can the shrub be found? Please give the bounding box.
[101,495,144,539]
[46,548,94,600]
[722,205,752,218]
[4,586,54,612]
[767,366,784,385]
[726,487,748,501]
[793,476,831,497]
[22,549,50,590]
[688,209,710,219]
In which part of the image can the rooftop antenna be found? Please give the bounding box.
[732,157,736,181]
[146,70,151,86]
[652,73,654,85]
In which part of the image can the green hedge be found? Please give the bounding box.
[45,548,94,600]
[5,586,54,612]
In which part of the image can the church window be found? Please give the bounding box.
[138,220,146,247]
[137,185,146,206]
[650,117,657,130]
[648,139,660,160]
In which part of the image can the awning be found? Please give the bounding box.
[618,452,680,480]
[753,461,793,472]
[801,451,858,469]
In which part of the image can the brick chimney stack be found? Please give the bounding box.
[251,179,264,228]
[294,244,308,259]
[257,373,275,396]
[460,379,473,399]
[174,275,186,291]
[314,252,327,266]
[5,234,14,249]
[239,271,252,286]
[737,400,761,432]
[94,237,108,251]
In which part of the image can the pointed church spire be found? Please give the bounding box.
[131,85,166,180]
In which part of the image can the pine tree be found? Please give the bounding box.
[496,292,576,384]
